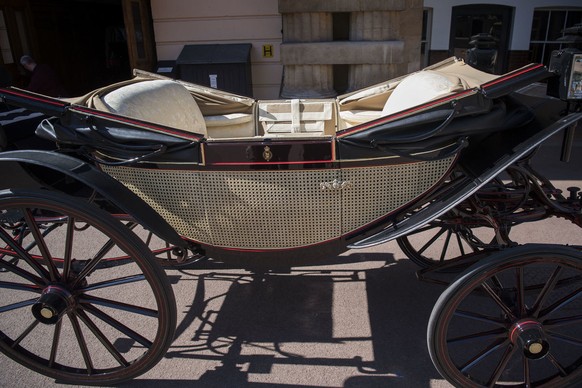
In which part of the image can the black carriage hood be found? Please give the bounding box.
[0,80,205,165]
[336,61,551,158]
[36,113,202,166]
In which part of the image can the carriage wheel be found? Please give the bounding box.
[428,244,582,387]
[396,211,506,269]
[0,189,176,385]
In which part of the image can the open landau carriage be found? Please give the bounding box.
[0,52,581,386]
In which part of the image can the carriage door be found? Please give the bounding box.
[449,5,513,74]
[122,0,156,72]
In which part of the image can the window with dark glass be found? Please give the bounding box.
[530,8,582,65]
[449,5,513,74]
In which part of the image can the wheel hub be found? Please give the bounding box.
[509,319,550,360]
[31,285,74,325]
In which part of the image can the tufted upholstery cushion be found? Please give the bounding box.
[382,70,468,116]
[101,79,207,136]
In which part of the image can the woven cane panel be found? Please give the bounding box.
[101,166,342,249]
[100,166,212,243]
[102,157,452,249]
[341,156,455,233]
[198,170,341,248]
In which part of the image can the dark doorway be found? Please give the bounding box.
[449,5,513,74]
[28,0,131,95]
[1,0,132,96]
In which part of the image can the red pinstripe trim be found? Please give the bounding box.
[70,106,204,141]
[0,88,68,107]
[481,63,545,89]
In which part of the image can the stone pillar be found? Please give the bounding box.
[281,64,335,98]
[278,0,423,98]
[349,11,400,90]
[280,13,335,98]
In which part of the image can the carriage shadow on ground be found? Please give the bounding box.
[123,251,451,387]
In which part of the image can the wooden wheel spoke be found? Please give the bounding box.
[0,227,50,282]
[486,343,517,388]
[481,282,517,321]
[455,232,466,256]
[78,274,146,293]
[418,227,448,255]
[460,339,509,373]
[12,319,40,348]
[538,286,582,320]
[532,266,563,316]
[48,320,63,368]
[544,314,582,328]
[547,331,582,347]
[406,223,441,237]
[523,356,531,387]
[516,267,526,317]
[23,209,59,282]
[0,258,45,287]
[79,295,158,318]
[81,304,153,348]
[62,218,76,282]
[0,297,37,313]
[453,309,507,327]
[68,313,94,374]
[70,239,118,289]
[76,309,130,367]
[546,353,568,377]
[439,230,453,263]
[447,328,506,344]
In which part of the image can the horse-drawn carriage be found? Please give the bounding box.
[0,52,581,386]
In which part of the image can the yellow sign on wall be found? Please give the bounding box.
[262,44,273,58]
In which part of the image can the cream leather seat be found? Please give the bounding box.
[381,70,468,116]
[101,79,207,136]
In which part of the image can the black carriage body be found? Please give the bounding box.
[2,57,582,388]
[0,59,576,262]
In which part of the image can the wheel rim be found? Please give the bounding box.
[0,189,176,384]
[428,246,582,387]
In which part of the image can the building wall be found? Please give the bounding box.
[150,0,423,99]
[423,0,582,71]
[150,0,282,99]
[151,1,580,97]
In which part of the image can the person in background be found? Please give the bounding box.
[19,55,68,97]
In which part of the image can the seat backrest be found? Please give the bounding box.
[101,79,207,136]
[381,70,468,116]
